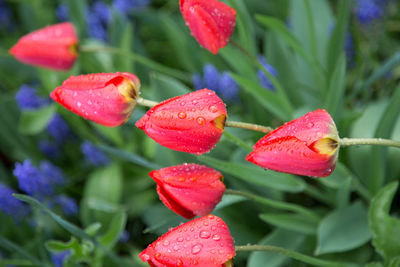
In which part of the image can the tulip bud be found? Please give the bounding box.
[139,215,235,267]
[135,89,227,154]
[50,72,140,127]
[9,22,78,71]
[180,0,236,54]
[246,109,339,177]
[149,163,225,219]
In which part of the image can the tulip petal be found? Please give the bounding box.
[180,0,236,54]
[139,215,235,267]
[150,164,225,219]
[51,72,140,126]
[255,109,338,148]
[246,136,336,177]
[136,89,227,154]
[9,22,78,71]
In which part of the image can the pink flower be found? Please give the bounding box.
[9,22,78,71]
[135,89,227,154]
[246,109,339,177]
[180,0,236,54]
[150,163,226,219]
[51,72,140,127]
[139,215,235,267]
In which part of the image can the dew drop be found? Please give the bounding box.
[176,259,183,266]
[308,122,314,128]
[199,230,211,239]
[191,244,203,255]
[197,117,206,125]
[212,234,221,241]
[77,102,82,107]
[163,241,170,246]
[178,112,187,119]
[208,105,218,113]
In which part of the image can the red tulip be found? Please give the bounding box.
[9,22,78,71]
[139,215,235,267]
[180,0,236,54]
[135,89,227,154]
[150,163,225,219]
[50,72,140,127]
[246,109,339,177]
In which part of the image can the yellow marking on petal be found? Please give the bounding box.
[118,79,139,101]
[224,260,234,267]
[68,43,79,55]
[213,114,226,130]
[313,137,339,156]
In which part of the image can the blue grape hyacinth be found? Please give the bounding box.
[87,1,111,41]
[0,183,29,220]
[51,251,71,267]
[193,64,240,101]
[52,195,78,216]
[13,160,66,197]
[38,140,61,158]
[81,141,110,166]
[113,0,151,15]
[15,85,49,110]
[355,0,389,25]
[257,56,278,91]
[46,114,73,143]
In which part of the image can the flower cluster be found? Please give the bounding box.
[12,160,77,216]
[354,0,389,25]
[0,183,29,220]
[193,64,239,101]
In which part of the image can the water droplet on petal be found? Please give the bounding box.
[212,234,221,241]
[197,117,206,125]
[209,105,218,113]
[199,230,211,239]
[178,112,187,119]
[191,244,203,255]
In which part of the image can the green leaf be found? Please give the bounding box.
[46,237,90,262]
[259,213,319,235]
[316,201,371,255]
[255,15,309,61]
[150,72,190,101]
[230,73,293,121]
[18,105,55,135]
[198,155,305,193]
[247,229,306,267]
[324,55,346,119]
[0,237,41,265]
[13,194,124,265]
[99,211,127,249]
[365,83,400,194]
[98,144,162,169]
[369,182,400,262]
[326,0,351,76]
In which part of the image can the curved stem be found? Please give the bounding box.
[225,120,273,133]
[137,97,158,108]
[79,45,191,83]
[235,245,357,267]
[340,138,400,149]
[225,189,319,220]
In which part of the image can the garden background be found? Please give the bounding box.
[1,0,400,266]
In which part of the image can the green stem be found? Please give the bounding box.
[79,45,191,83]
[235,245,357,267]
[225,189,320,220]
[137,97,158,108]
[340,138,400,149]
[223,131,253,152]
[225,120,273,133]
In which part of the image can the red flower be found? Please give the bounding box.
[150,163,225,219]
[139,215,235,267]
[180,0,236,54]
[246,109,339,177]
[135,89,227,154]
[9,22,78,71]
[50,72,140,127]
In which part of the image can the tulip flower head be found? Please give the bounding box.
[246,109,339,177]
[139,215,235,267]
[149,163,226,219]
[180,0,236,54]
[136,89,227,154]
[9,22,78,71]
[51,72,140,127]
